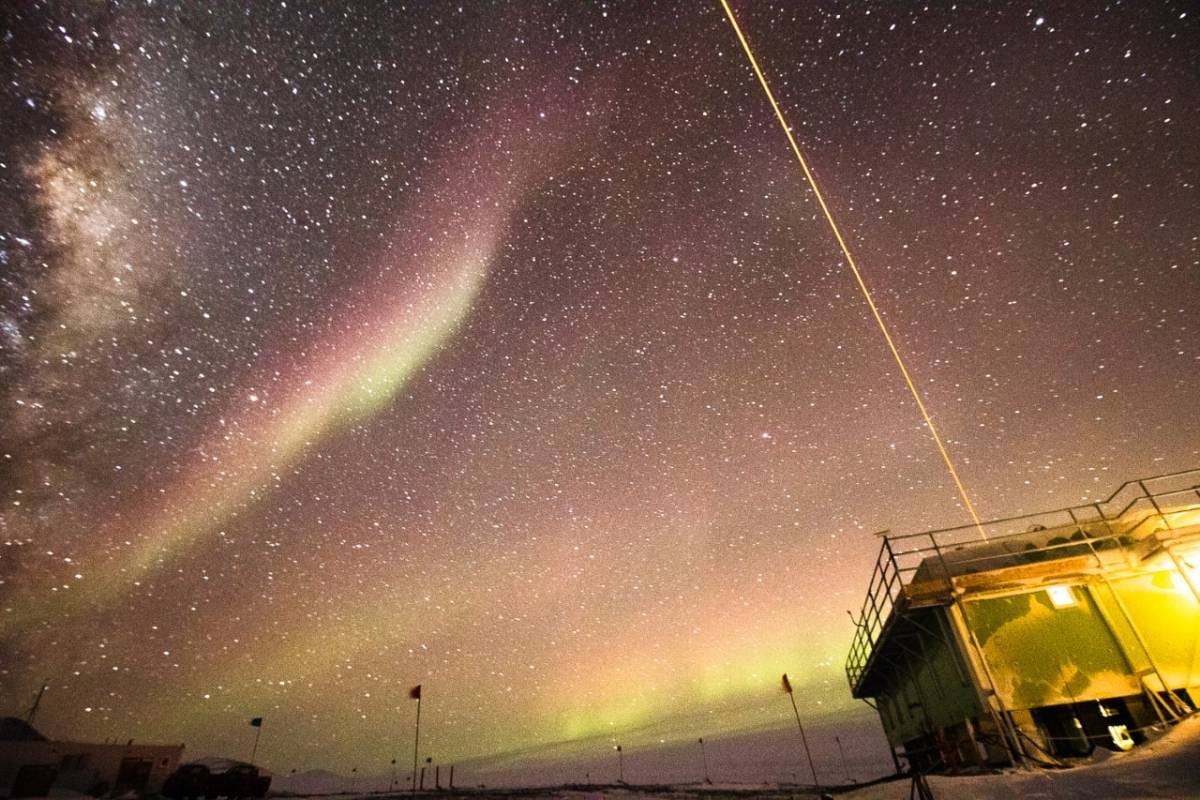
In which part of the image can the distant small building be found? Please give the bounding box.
[846,469,1200,771]
[0,717,183,798]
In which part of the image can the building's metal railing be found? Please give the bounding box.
[846,468,1200,693]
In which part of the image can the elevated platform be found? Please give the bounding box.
[846,468,1200,697]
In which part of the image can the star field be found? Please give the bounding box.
[1,0,1198,783]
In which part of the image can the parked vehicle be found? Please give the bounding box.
[162,759,270,799]
[161,763,211,800]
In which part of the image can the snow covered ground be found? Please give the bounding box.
[839,715,1200,799]
[274,716,1199,799]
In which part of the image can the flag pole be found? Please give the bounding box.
[782,674,820,794]
[410,686,422,794]
[26,681,48,725]
[250,721,263,766]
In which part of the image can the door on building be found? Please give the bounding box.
[115,758,154,795]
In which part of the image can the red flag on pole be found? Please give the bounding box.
[410,685,422,700]
[779,672,819,791]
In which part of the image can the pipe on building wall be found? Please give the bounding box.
[1163,544,1200,605]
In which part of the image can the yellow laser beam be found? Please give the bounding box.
[718,0,987,539]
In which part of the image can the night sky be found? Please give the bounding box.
[2,0,1198,785]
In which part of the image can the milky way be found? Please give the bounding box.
[2,0,1198,785]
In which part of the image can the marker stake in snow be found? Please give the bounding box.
[409,685,422,794]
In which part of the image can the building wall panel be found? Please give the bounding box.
[963,588,1139,710]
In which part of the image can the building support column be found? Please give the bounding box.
[1090,555,1191,720]
[1162,545,1200,693]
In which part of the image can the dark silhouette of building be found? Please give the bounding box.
[0,717,183,797]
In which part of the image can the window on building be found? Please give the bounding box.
[1046,584,1077,609]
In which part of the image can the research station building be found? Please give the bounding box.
[846,469,1200,770]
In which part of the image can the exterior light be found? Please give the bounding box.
[1047,585,1077,608]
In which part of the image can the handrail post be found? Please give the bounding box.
[930,532,951,593]
[1095,502,1118,540]
[1066,506,1079,530]
[1139,479,1173,531]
